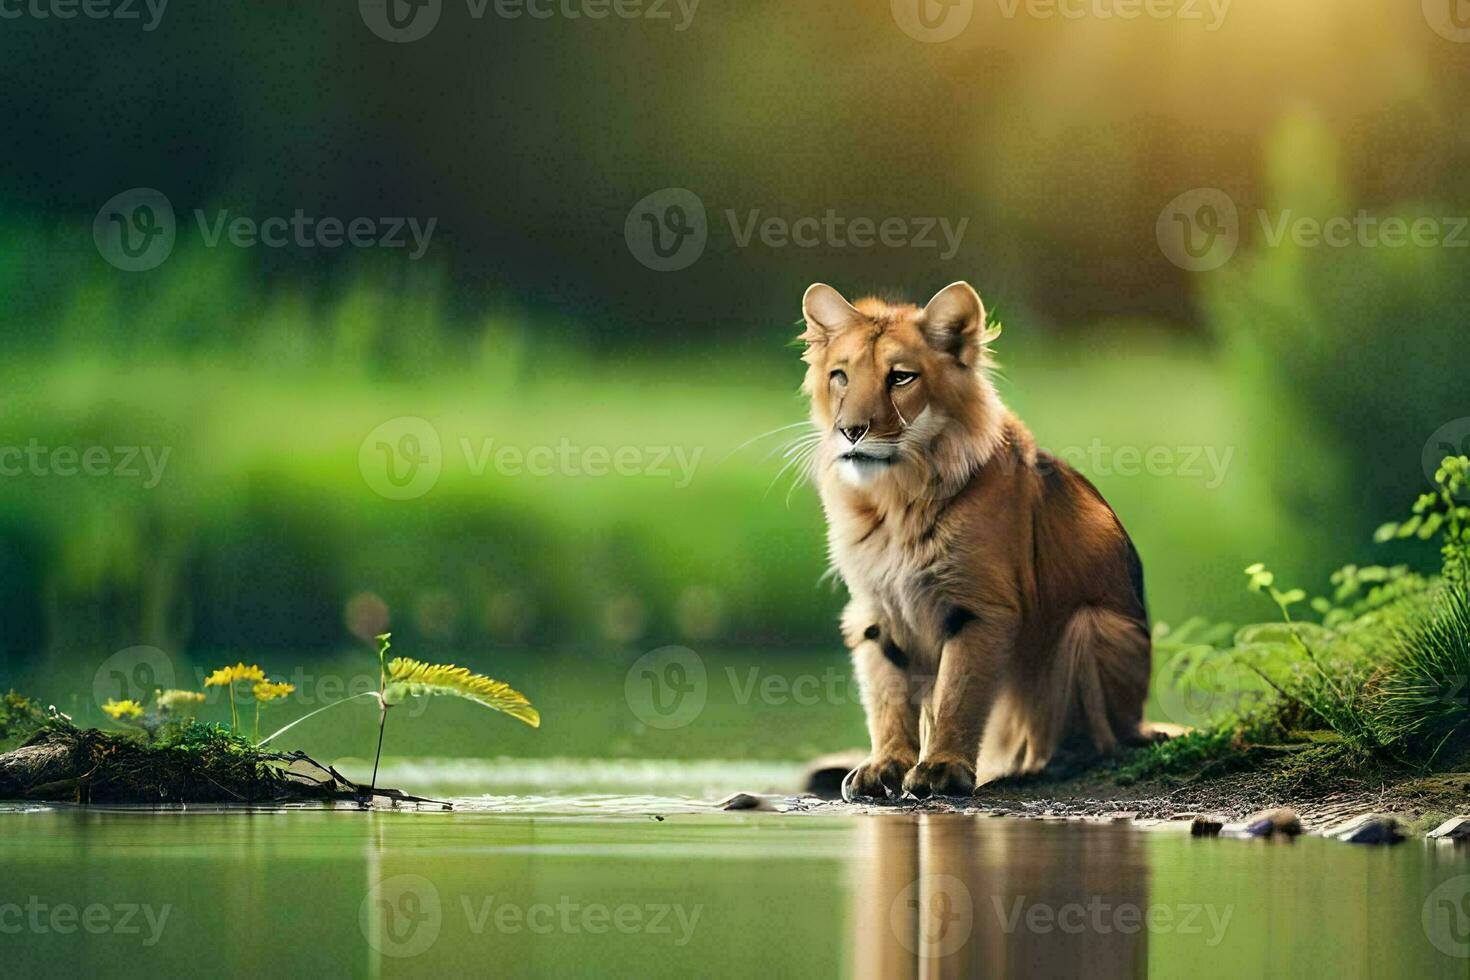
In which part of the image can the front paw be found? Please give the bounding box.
[841,756,916,801]
[901,758,976,799]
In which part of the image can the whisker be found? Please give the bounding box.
[779,435,822,458]
[785,438,829,504]
[785,447,821,506]
[765,446,813,498]
[765,431,822,463]
[767,438,824,501]
[723,420,817,463]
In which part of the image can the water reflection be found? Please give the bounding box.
[852,815,1147,979]
[3,803,1470,977]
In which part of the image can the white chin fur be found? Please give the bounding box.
[837,457,891,487]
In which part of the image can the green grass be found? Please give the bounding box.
[1373,587,1470,760]
[1131,455,1470,782]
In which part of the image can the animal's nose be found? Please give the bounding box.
[839,423,869,445]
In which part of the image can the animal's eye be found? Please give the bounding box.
[888,370,918,387]
[829,370,848,386]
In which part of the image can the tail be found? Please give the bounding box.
[1064,605,1152,755]
[976,605,1155,783]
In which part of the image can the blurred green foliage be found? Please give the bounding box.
[0,229,1316,666]
[4,2,1470,763]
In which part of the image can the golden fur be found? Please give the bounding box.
[799,282,1156,799]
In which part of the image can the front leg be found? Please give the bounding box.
[841,620,920,801]
[903,613,1014,799]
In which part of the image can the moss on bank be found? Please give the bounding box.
[0,706,444,807]
[0,691,49,752]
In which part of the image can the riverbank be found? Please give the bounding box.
[798,740,1470,839]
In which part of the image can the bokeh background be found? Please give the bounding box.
[2,1,1468,764]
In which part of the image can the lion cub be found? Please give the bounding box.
[799,282,1154,800]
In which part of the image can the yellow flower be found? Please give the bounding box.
[251,680,295,703]
[156,689,206,712]
[204,663,266,687]
[102,699,145,720]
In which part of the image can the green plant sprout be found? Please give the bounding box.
[258,633,539,799]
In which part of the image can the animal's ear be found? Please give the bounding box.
[800,283,860,349]
[920,281,993,366]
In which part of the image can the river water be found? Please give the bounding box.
[3,766,1469,978]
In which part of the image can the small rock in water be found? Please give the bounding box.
[1105,811,1139,824]
[718,792,774,812]
[1326,814,1405,845]
[1427,816,1470,840]
[1229,807,1302,838]
[1190,816,1225,837]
